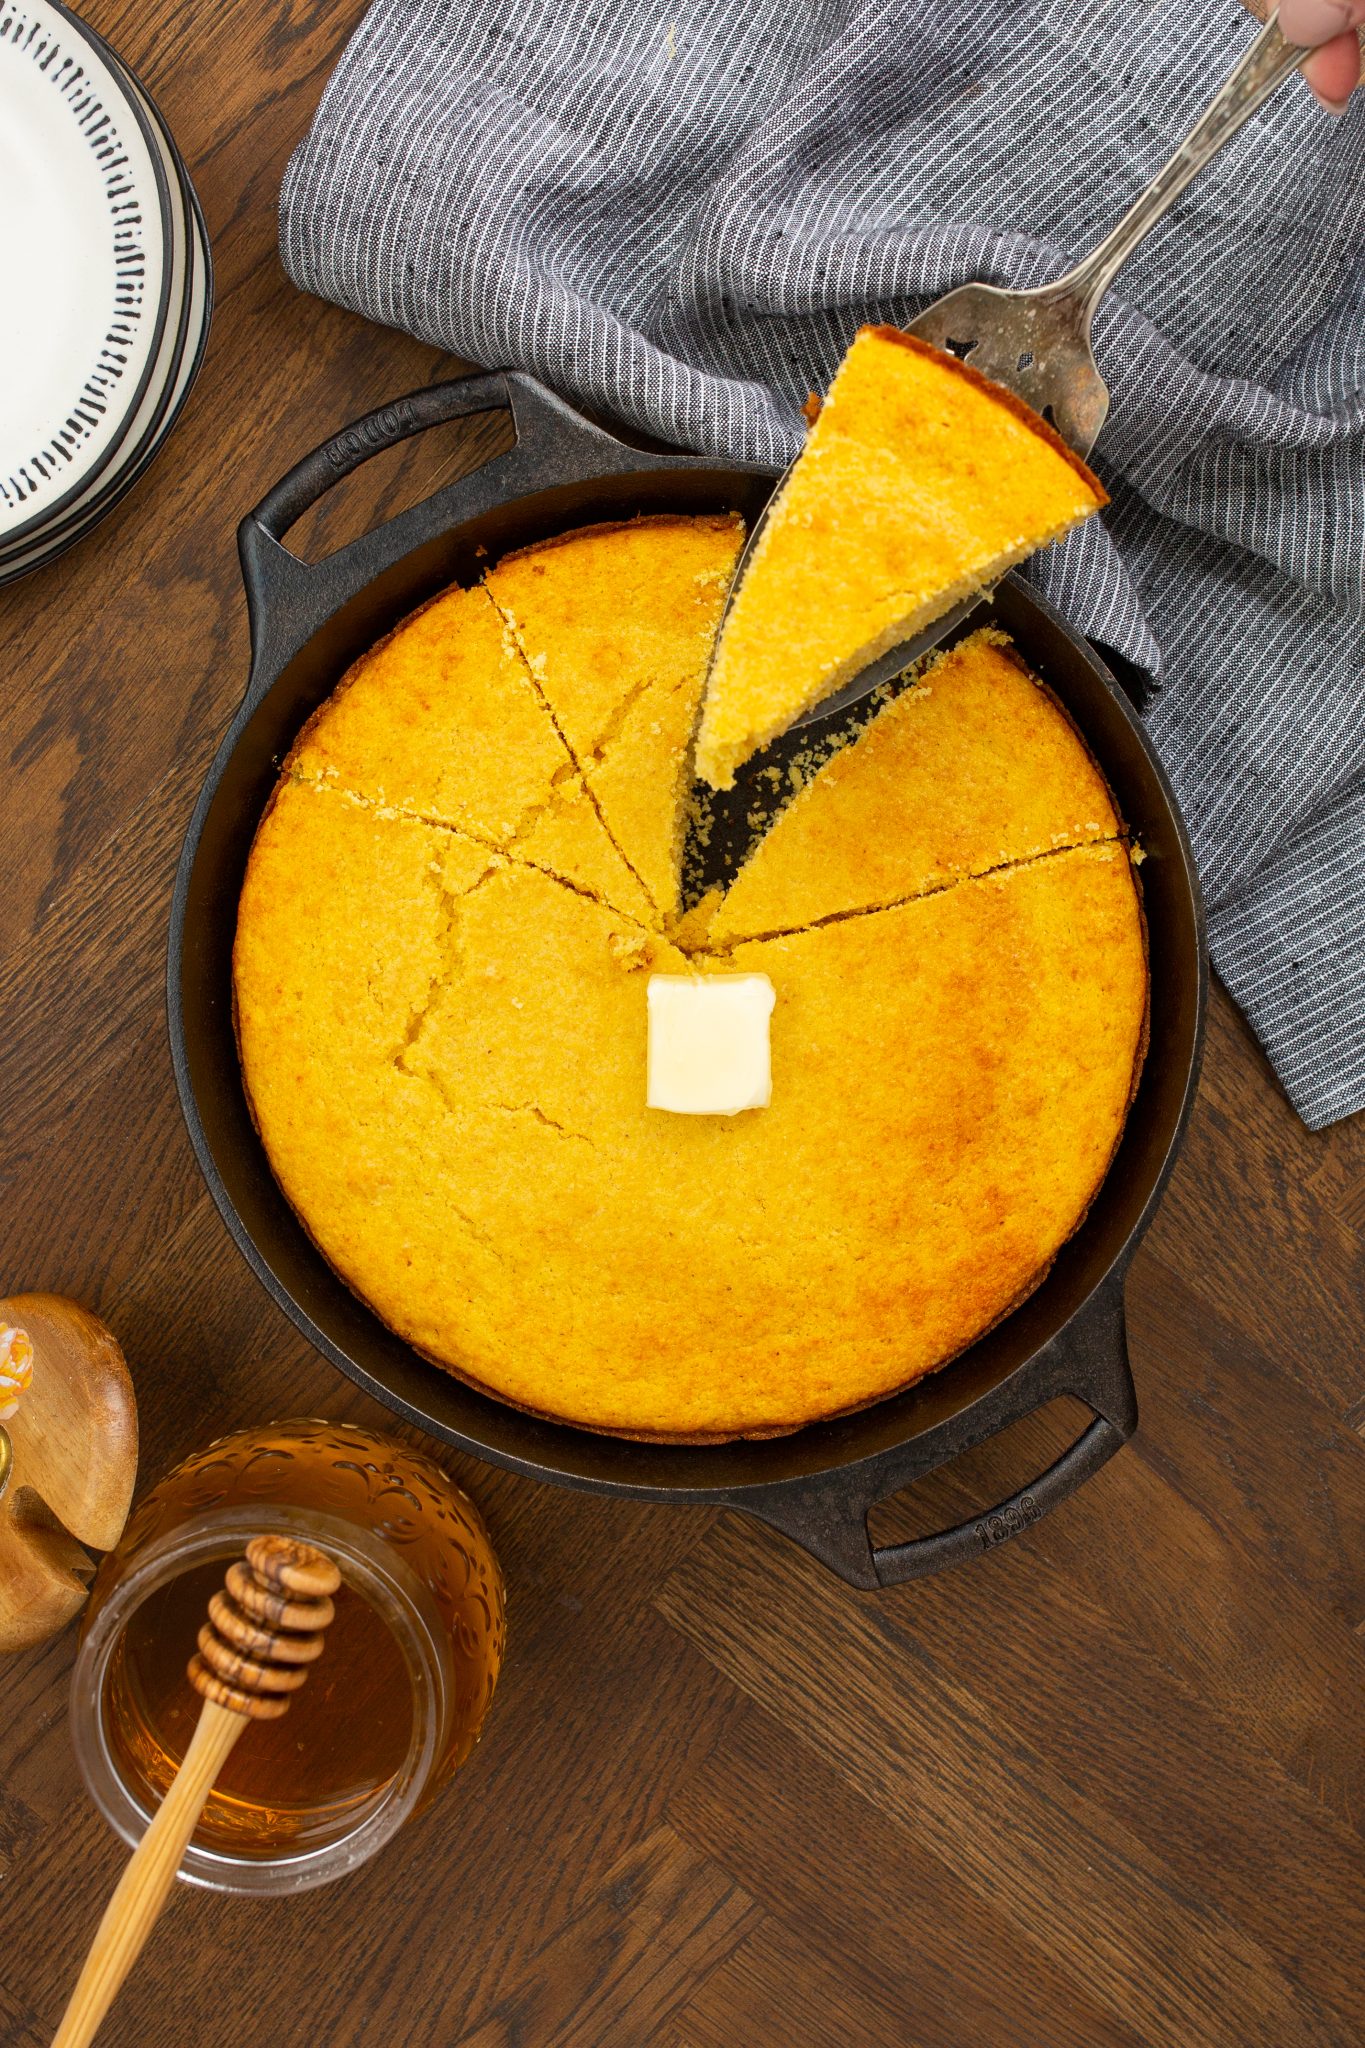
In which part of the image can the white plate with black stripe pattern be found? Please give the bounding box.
[0,22,213,583]
[0,0,171,545]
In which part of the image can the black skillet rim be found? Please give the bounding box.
[168,370,1207,1587]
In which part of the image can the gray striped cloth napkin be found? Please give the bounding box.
[279,0,1365,1128]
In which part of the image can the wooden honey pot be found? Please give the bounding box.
[0,1294,138,1653]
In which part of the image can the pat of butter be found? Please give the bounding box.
[647,974,776,1116]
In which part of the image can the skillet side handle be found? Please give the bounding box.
[235,372,623,684]
[746,1276,1136,1591]
[870,1411,1129,1585]
[248,377,514,545]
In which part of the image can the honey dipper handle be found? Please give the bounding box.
[51,1700,246,2048]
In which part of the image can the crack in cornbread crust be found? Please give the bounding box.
[485,514,744,921]
[697,837,1130,955]
[283,773,658,935]
[482,582,659,919]
[285,578,658,929]
[236,777,1148,1437]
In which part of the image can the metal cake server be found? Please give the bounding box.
[744,10,1312,731]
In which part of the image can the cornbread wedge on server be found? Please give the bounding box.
[694,328,1106,789]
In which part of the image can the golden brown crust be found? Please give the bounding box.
[278,571,659,925]
[695,325,1108,788]
[863,325,1109,507]
[234,512,1147,1443]
[494,510,742,573]
[406,1261,1056,1442]
[280,581,458,782]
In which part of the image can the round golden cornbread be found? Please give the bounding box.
[233,518,1148,1441]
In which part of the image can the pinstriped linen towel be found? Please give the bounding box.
[279,0,1365,1128]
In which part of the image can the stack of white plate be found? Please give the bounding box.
[0,0,212,586]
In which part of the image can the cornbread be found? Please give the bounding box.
[289,579,654,924]
[694,327,1107,788]
[707,627,1119,945]
[236,788,1146,1438]
[234,515,1148,1441]
[486,514,744,918]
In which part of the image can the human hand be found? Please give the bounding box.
[1277,0,1365,111]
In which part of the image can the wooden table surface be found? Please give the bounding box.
[4,5,1365,2043]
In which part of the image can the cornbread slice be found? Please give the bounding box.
[235,764,1147,1437]
[694,327,1107,788]
[507,773,656,926]
[288,580,653,924]
[708,627,1120,944]
[486,515,744,920]
[399,864,685,1137]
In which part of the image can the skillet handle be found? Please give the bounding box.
[747,1276,1136,1590]
[870,1411,1128,1583]
[236,372,635,684]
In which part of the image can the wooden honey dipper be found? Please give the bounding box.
[53,1535,341,2048]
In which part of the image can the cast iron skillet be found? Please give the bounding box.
[168,370,1207,1589]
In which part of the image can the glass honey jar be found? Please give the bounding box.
[70,1418,505,1894]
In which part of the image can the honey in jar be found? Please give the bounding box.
[71,1418,505,1893]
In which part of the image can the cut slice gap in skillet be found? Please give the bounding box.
[684,599,1031,912]
[697,625,1126,948]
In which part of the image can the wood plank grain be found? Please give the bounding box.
[1145,993,1363,1416]
[449,1826,760,2048]
[870,1391,1365,1836]
[1128,1245,1365,1628]
[846,1486,1365,2023]
[655,1516,1341,2047]
[0,1788,42,1883]
[678,1918,943,2048]
[1304,1118,1365,1238]
[0,1980,47,2048]
[669,1696,1148,2048]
